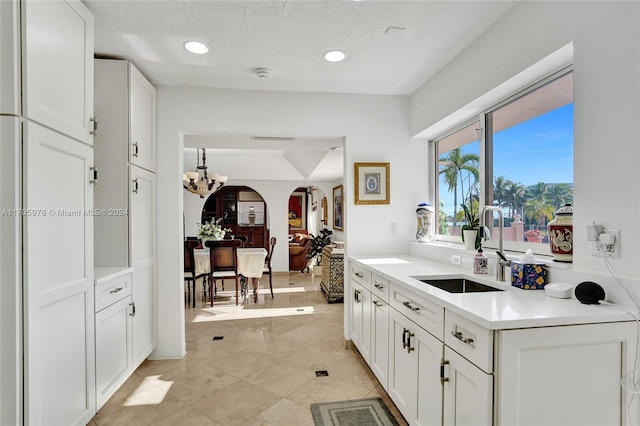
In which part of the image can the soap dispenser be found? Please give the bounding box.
[474,246,488,275]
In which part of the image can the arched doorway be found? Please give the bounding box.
[201,185,269,249]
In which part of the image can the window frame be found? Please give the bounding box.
[430,66,574,255]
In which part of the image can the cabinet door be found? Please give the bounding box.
[23,122,95,425]
[129,166,156,366]
[370,295,389,389]
[129,64,156,172]
[350,281,371,362]
[442,346,492,426]
[95,296,133,409]
[0,0,19,115]
[389,309,442,425]
[22,0,94,144]
[497,322,637,426]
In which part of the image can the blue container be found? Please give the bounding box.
[511,262,547,290]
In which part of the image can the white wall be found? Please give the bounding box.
[411,1,640,284]
[156,88,419,357]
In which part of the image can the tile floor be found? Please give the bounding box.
[90,272,408,425]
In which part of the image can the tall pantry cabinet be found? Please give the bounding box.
[0,0,97,424]
[93,58,157,396]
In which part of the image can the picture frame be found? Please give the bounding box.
[288,191,306,230]
[354,162,390,205]
[332,185,343,231]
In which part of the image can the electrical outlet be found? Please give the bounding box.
[390,222,397,235]
[592,229,620,258]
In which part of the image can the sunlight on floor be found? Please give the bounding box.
[123,375,172,407]
[191,306,316,323]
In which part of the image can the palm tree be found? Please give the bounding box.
[439,148,479,228]
[493,176,510,208]
[505,181,526,218]
[525,182,554,229]
[546,183,573,210]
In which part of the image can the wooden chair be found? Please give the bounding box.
[184,240,208,308]
[237,235,248,247]
[263,237,276,298]
[205,239,241,306]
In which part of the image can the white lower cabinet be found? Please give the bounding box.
[370,294,389,389]
[350,280,371,363]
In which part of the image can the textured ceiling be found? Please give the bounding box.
[86,0,519,182]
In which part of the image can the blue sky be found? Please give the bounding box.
[439,104,574,217]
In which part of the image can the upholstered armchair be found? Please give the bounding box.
[289,233,311,272]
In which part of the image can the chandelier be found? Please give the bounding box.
[183,148,228,198]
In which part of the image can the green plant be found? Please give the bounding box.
[460,203,482,249]
[306,228,333,266]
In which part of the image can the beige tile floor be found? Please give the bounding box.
[90,272,408,426]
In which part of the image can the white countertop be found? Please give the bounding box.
[94,267,133,285]
[350,254,636,330]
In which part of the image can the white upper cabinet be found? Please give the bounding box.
[0,0,19,115]
[129,65,156,171]
[21,0,94,144]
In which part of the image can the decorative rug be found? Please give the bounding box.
[310,397,400,426]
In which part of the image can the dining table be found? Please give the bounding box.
[193,246,268,306]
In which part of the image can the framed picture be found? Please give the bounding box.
[354,162,390,205]
[288,191,306,230]
[332,185,343,231]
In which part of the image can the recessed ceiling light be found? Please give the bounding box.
[324,50,346,62]
[184,41,209,54]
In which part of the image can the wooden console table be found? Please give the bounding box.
[320,246,344,303]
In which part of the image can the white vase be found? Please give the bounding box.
[463,230,478,250]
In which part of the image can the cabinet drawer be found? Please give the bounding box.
[444,310,493,373]
[350,264,371,290]
[390,283,443,339]
[371,273,390,303]
[95,273,132,312]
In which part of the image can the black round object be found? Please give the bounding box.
[574,281,605,305]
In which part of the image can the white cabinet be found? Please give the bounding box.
[21,0,95,144]
[370,294,389,389]
[388,307,443,425]
[94,59,157,370]
[94,270,133,409]
[350,280,371,363]
[497,321,637,426]
[129,65,156,171]
[23,122,96,425]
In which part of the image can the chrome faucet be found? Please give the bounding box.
[480,205,511,281]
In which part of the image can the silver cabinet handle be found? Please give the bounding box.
[355,272,363,278]
[402,328,409,348]
[109,287,123,294]
[451,330,474,346]
[129,301,136,317]
[402,301,420,312]
[440,359,450,384]
[406,331,415,353]
[132,178,139,193]
[354,289,361,303]
[89,166,98,184]
[374,283,384,290]
[373,300,383,307]
[132,142,139,157]
[90,116,98,135]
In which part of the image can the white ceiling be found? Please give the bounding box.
[86,0,519,182]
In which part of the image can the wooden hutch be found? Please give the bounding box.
[201,186,269,249]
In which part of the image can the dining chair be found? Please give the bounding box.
[205,239,241,306]
[263,237,276,298]
[184,240,208,308]
[237,235,248,247]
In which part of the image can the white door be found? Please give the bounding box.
[129,64,156,172]
[21,0,94,144]
[443,346,492,426]
[370,295,389,389]
[95,296,133,409]
[23,122,95,425]
[129,165,156,366]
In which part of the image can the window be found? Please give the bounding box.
[433,70,574,253]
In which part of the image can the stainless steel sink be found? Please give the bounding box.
[412,277,503,293]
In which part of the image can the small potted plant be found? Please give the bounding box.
[525,229,543,243]
[461,203,481,250]
[307,228,333,276]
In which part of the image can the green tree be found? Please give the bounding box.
[505,181,526,218]
[493,176,510,208]
[546,183,573,210]
[525,182,554,229]
[439,148,479,228]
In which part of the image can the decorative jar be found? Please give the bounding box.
[416,203,435,243]
[547,203,573,262]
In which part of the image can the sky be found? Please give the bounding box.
[438,103,574,218]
